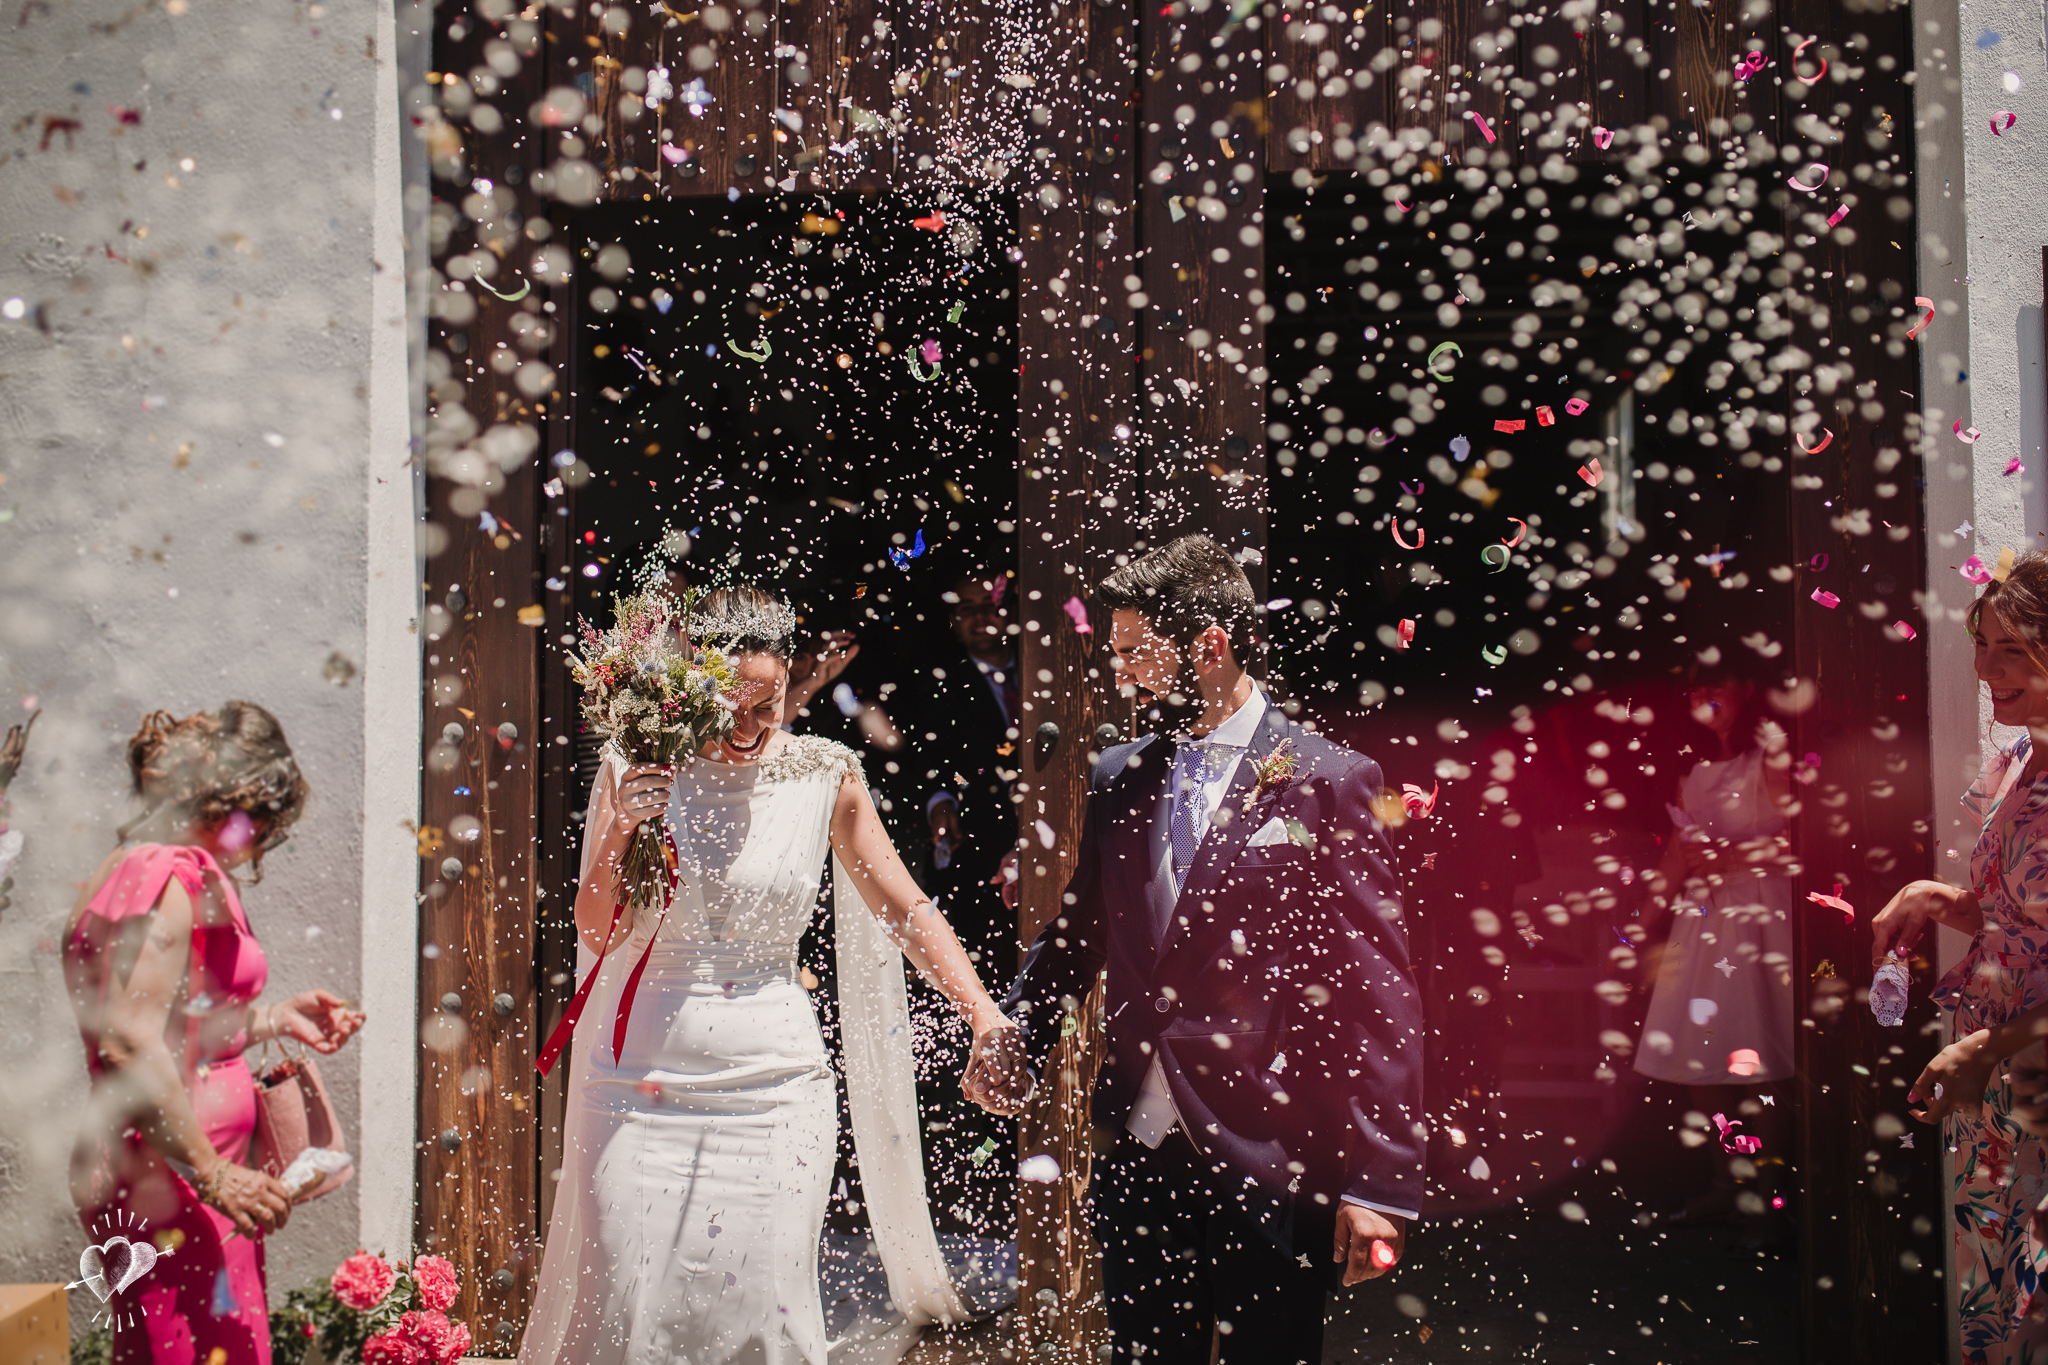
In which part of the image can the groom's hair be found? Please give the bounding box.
[1096,534,1260,668]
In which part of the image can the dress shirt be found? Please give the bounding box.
[1123,686,1417,1224]
[1127,687,1267,1146]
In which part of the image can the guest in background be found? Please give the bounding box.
[902,566,1022,1235]
[1633,649,1795,1243]
[64,703,364,1365]
[1874,552,2048,1364]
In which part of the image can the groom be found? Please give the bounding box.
[968,534,1423,1364]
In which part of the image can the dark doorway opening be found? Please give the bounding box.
[544,191,1025,1322]
[1264,167,1805,1360]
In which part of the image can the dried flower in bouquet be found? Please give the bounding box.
[568,586,742,909]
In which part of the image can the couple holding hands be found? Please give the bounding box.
[524,534,1424,1365]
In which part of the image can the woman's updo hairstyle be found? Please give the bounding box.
[692,583,797,662]
[1969,551,2048,679]
[123,701,310,871]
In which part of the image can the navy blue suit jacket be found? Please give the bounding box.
[1003,702,1426,1249]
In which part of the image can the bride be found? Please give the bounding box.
[520,584,1032,1365]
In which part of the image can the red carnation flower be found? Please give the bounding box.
[360,1329,427,1365]
[412,1255,460,1313]
[331,1251,398,1312]
[399,1309,472,1365]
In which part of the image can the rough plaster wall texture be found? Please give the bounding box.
[1962,0,2048,621]
[1916,0,1980,875]
[0,0,383,1324]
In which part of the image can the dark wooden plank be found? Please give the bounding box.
[1268,2,1392,175]
[1513,0,1647,160]
[895,0,993,183]
[1385,0,1515,160]
[1641,0,1746,150]
[777,0,866,190]
[421,7,554,1354]
[1137,0,1267,586]
[1767,0,1944,1355]
[1012,1,1138,1356]
[533,200,585,1244]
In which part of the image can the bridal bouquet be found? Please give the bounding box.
[569,586,742,908]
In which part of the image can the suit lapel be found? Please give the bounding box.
[1157,712,1289,959]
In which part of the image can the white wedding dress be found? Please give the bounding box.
[520,736,969,1365]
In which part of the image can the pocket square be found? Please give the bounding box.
[1247,816,1291,848]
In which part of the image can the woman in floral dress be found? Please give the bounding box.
[1874,552,2048,1363]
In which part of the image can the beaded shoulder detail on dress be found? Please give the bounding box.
[759,734,865,786]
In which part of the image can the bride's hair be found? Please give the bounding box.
[694,583,797,662]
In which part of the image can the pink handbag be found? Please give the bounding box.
[247,1047,354,1202]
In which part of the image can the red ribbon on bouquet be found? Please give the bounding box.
[537,830,681,1077]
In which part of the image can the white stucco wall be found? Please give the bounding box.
[0,0,420,1329]
[1917,0,2047,1356]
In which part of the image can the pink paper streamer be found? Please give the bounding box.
[1577,459,1603,486]
[1993,111,2018,135]
[1907,296,1935,340]
[1787,164,1829,193]
[1955,419,1983,444]
[1564,398,1589,416]
[1062,596,1092,635]
[1810,589,1841,609]
[1469,111,1497,144]
[1826,203,1850,227]
[1894,620,1918,640]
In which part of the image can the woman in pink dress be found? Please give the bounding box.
[64,703,365,1365]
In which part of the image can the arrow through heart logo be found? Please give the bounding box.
[77,1236,158,1301]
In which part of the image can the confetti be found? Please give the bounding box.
[1807,884,1855,923]
[1391,520,1425,549]
[1908,296,1937,339]
[1481,645,1507,665]
[1503,518,1528,547]
[1401,782,1438,819]
[1894,620,1918,640]
[1396,618,1415,650]
[1810,589,1841,609]
[725,338,773,362]
[1535,405,1554,426]
[1713,1113,1762,1155]
[1794,427,1833,454]
[1062,596,1091,634]
[1493,419,1526,434]
[1467,111,1497,144]
[1564,398,1590,416]
[1426,341,1464,379]
[1790,36,1828,83]
[912,211,947,231]
[1992,111,2019,135]
[886,529,927,569]
[1577,459,1603,486]
[1787,164,1829,193]
[1954,419,1983,443]
[1590,126,1615,149]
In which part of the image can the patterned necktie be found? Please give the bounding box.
[1168,744,1210,895]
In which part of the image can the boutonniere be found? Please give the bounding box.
[1242,739,1300,814]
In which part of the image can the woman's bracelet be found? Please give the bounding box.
[197,1161,230,1209]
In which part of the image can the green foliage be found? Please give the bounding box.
[268,1280,378,1365]
[68,1324,111,1365]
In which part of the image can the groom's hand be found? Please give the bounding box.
[962,1023,1035,1116]
[1334,1204,1406,1286]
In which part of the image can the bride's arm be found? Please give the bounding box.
[829,771,1034,1114]
[829,771,1008,1030]
[573,761,673,955]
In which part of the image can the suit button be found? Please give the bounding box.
[1154,997,1171,1013]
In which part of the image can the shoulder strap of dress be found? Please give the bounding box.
[85,844,211,926]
